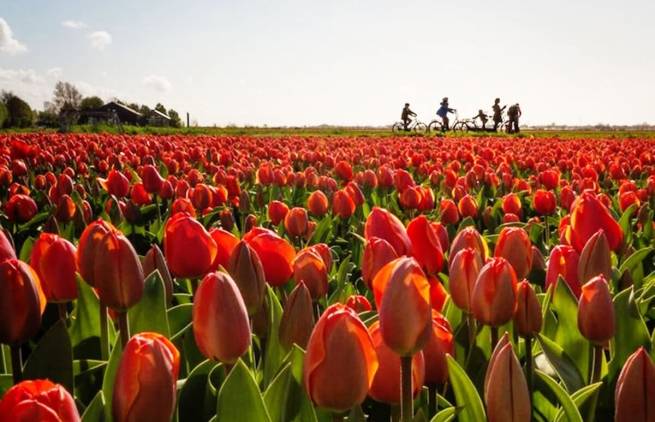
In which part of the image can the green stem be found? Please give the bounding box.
[57,302,68,322]
[332,414,345,422]
[100,304,109,360]
[390,405,401,422]
[400,356,413,422]
[591,345,603,384]
[525,336,534,398]
[428,384,438,417]
[10,344,22,384]
[118,311,130,348]
[464,313,477,368]
[491,326,499,351]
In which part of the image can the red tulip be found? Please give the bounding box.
[209,228,239,270]
[578,275,614,345]
[142,244,173,303]
[449,248,483,312]
[365,207,412,256]
[304,304,378,413]
[279,281,314,349]
[502,193,522,216]
[268,200,289,225]
[285,207,309,238]
[293,248,328,300]
[407,215,444,275]
[141,164,164,194]
[471,257,518,327]
[30,233,78,303]
[614,347,655,422]
[307,190,329,217]
[77,219,115,287]
[4,194,37,223]
[484,342,531,422]
[193,271,251,363]
[308,243,332,271]
[0,230,16,263]
[164,213,218,278]
[577,229,612,284]
[345,294,372,313]
[494,227,533,279]
[439,199,459,225]
[545,244,581,297]
[332,189,356,219]
[513,280,542,337]
[423,312,454,386]
[243,227,296,286]
[458,194,478,218]
[226,241,267,315]
[113,333,180,422]
[429,276,448,311]
[0,379,80,422]
[533,189,556,215]
[362,237,398,288]
[0,259,45,345]
[569,190,623,252]
[99,169,129,197]
[450,226,488,261]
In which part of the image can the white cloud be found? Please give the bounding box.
[76,81,123,102]
[0,68,44,85]
[0,67,49,108]
[61,20,87,29]
[47,67,63,79]
[143,74,172,93]
[88,31,112,50]
[0,17,27,55]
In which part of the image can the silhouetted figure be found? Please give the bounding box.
[401,103,416,131]
[507,103,522,133]
[492,98,506,131]
[475,109,488,129]
[437,97,456,131]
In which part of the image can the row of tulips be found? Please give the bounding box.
[0,133,654,422]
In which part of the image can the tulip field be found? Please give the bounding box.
[1,133,655,422]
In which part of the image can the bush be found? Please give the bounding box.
[5,95,33,128]
[0,102,7,128]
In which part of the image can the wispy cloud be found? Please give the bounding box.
[0,17,28,55]
[61,20,87,29]
[143,74,172,93]
[47,67,63,79]
[89,31,112,50]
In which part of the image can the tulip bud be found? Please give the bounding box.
[578,275,615,345]
[0,380,80,421]
[570,191,623,252]
[293,248,328,300]
[458,194,478,218]
[226,241,266,315]
[307,190,329,217]
[368,321,425,404]
[450,226,488,261]
[304,304,378,413]
[100,169,130,197]
[113,333,180,422]
[494,227,533,280]
[449,248,483,312]
[532,189,557,215]
[193,271,251,364]
[345,294,372,313]
[94,231,145,311]
[164,213,218,278]
[439,199,459,225]
[545,245,581,297]
[77,219,115,287]
[614,347,655,422]
[471,257,518,327]
[244,214,258,233]
[308,243,332,271]
[284,207,309,238]
[365,207,412,256]
[332,189,356,219]
[0,229,16,263]
[141,164,164,194]
[268,200,289,226]
[30,233,78,303]
[484,342,531,422]
[577,229,612,284]
[219,208,235,231]
[423,312,454,386]
[0,259,44,345]
[531,246,546,272]
[5,194,38,223]
[243,228,296,286]
[373,257,432,356]
[362,237,398,289]
[513,281,542,337]
[279,281,314,350]
[407,215,444,275]
[142,244,173,304]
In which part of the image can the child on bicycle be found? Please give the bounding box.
[475,109,488,129]
[437,98,456,131]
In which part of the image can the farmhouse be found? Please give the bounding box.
[148,109,172,127]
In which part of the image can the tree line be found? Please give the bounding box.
[0,81,182,129]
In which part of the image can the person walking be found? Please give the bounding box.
[437,97,456,131]
[507,103,522,133]
[492,98,506,131]
[401,103,416,131]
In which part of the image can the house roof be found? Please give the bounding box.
[150,109,171,120]
[100,101,142,117]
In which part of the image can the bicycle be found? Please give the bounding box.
[392,117,428,134]
[427,109,457,134]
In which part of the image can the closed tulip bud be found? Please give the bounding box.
[484,342,531,422]
[30,233,78,303]
[494,227,533,279]
[113,333,180,422]
[578,275,615,345]
[100,169,130,197]
[307,190,329,217]
[226,241,266,315]
[0,259,45,345]
[308,243,332,271]
[570,191,623,252]
[531,246,546,272]
[578,229,612,284]
[164,213,218,278]
[373,257,432,356]
[142,244,173,304]
[365,207,412,256]
[77,219,115,287]
[614,347,655,422]
[279,281,314,349]
[193,271,251,363]
[0,380,80,421]
[423,312,454,386]
[244,213,258,233]
[513,281,542,337]
[407,215,444,275]
[533,189,557,215]
[362,237,398,288]
[219,208,235,231]
[293,248,328,300]
[285,207,309,238]
[450,226,488,261]
[304,304,378,413]
[345,294,373,313]
[0,229,16,263]
[439,199,459,225]
[545,244,581,297]
[458,194,478,218]
[243,228,296,286]
[5,194,38,223]
[368,321,425,404]
[471,257,518,327]
[502,193,522,216]
[94,231,145,311]
[141,164,164,194]
[268,200,289,225]
[332,189,356,219]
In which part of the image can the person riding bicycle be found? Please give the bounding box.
[475,109,489,129]
[492,98,506,131]
[401,103,417,131]
[437,98,456,131]
[507,103,522,133]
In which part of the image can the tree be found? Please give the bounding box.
[168,109,182,128]
[154,103,167,114]
[80,96,104,111]
[5,94,33,128]
[0,102,7,128]
[52,81,82,112]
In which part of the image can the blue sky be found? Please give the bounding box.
[1,0,654,126]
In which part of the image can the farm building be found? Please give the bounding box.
[148,109,172,126]
[88,101,142,125]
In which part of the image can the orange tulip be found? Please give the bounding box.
[345,294,372,313]
[471,257,518,327]
[449,248,484,312]
[284,207,309,238]
[362,237,398,288]
[243,227,296,286]
[332,189,356,219]
[77,219,115,287]
[513,281,542,337]
[577,229,612,284]
[457,194,478,218]
[484,341,531,422]
[0,259,44,345]
[407,215,444,275]
[570,190,623,252]
[209,228,239,270]
[532,189,556,215]
[0,379,80,421]
[423,312,454,386]
[304,304,378,413]
[30,233,78,303]
[164,213,218,278]
[373,257,431,356]
[193,271,251,363]
[307,190,329,217]
[614,347,655,422]
[578,275,615,345]
[293,248,328,300]
[226,241,266,315]
[365,207,412,256]
[113,333,180,422]
[439,199,459,225]
[502,193,522,216]
[368,321,425,404]
[268,200,289,225]
[450,226,488,261]
[279,281,314,350]
[308,243,332,271]
[494,227,533,279]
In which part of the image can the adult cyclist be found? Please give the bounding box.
[437,97,456,131]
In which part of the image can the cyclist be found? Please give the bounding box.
[437,97,456,131]
[401,103,417,131]
[475,109,489,129]
[492,98,506,131]
[507,103,522,133]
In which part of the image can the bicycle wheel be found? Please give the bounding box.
[499,121,510,134]
[427,120,442,133]
[453,122,467,132]
[392,122,404,134]
[414,122,428,134]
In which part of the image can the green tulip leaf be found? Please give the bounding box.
[81,390,106,422]
[430,407,457,422]
[536,334,585,392]
[263,286,285,387]
[128,270,170,337]
[535,370,583,422]
[618,204,637,245]
[69,275,116,359]
[23,320,74,393]
[618,247,654,287]
[553,382,602,422]
[178,359,219,422]
[446,355,486,422]
[101,338,123,422]
[168,303,193,341]
[18,236,34,262]
[0,374,13,397]
[217,359,271,422]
